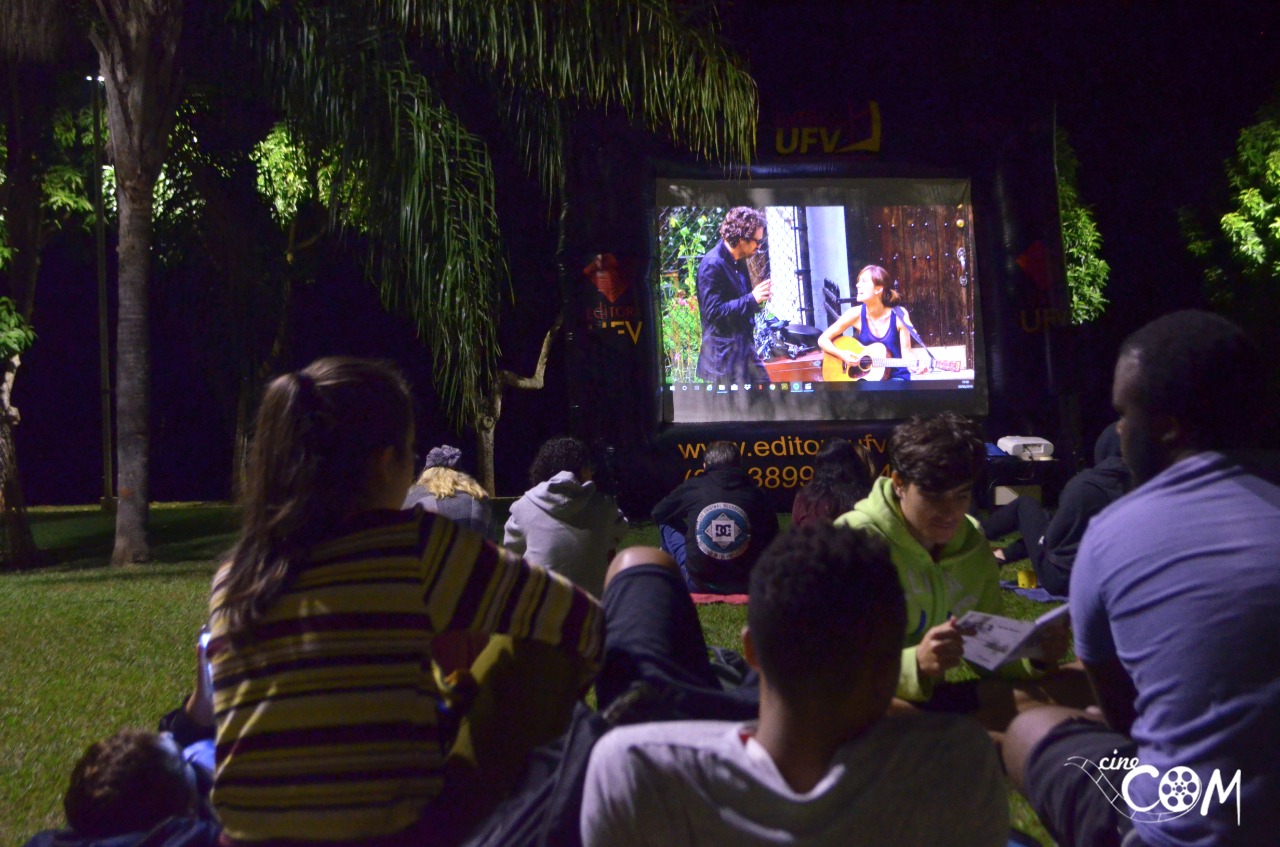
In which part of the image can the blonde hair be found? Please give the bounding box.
[415,466,489,500]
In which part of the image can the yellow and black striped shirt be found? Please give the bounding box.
[208,508,604,843]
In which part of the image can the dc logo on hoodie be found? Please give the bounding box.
[695,502,751,560]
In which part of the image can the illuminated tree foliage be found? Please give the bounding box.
[1055,128,1110,324]
[1183,97,1280,311]
[228,0,758,426]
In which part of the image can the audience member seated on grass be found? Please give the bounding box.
[403,444,493,537]
[835,412,1091,731]
[427,547,762,847]
[789,437,876,529]
[981,422,1129,595]
[504,436,627,598]
[1003,311,1280,847]
[23,729,220,847]
[592,546,762,723]
[651,440,779,594]
[580,523,1009,847]
[208,358,603,847]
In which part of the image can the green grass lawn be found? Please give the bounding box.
[0,507,1056,845]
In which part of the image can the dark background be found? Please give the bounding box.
[15,1,1280,504]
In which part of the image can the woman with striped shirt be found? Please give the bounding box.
[207,358,603,846]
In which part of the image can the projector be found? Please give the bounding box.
[996,436,1054,461]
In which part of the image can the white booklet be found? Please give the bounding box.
[955,604,1070,671]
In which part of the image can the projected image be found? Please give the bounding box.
[655,179,984,423]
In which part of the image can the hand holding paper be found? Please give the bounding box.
[955,604,1070,672]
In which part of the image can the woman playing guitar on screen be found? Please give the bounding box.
[818,264,927,381]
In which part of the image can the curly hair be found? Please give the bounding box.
[749,523,904,700]
[719,207,766,247]
[64,729,195,837]
[796,438,875,518]
[528,436,592,486]
[890,412,985,492]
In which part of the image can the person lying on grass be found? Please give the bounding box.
[23,728,220,847]
[835,411,1092,731]
[580,523,1008,846]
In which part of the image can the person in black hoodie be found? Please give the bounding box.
[652,441,779,594]
[981,423,1130,595]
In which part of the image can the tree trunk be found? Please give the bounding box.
[475,388,501,497]
[111,187,152,563]
[473,316,561,496]
[0,61,54,569]
[2,63,50,319]
[0,355,36,569]
[91,0,184,565]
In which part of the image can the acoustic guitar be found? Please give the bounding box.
[821,336,961,382]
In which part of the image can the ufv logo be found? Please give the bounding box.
[1066,752,1242,825]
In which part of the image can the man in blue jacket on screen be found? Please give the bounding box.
[695,206,772,385]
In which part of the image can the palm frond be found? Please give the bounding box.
[388,0,758,169]
[240,4,504,425]
[230,0,757,427]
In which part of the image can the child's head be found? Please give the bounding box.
[222,357,414,637]
[747,524,904,722]
[64,730,197,837]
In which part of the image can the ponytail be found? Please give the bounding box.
[216,358,412,640]
[857,264,901,308]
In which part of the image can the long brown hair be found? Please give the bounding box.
[216,357,412,639]
[858,264,901,307]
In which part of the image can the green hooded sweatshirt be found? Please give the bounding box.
[836,476,1037,701]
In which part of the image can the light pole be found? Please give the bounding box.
[88,74,115,512]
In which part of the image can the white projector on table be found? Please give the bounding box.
[996,436,1055,461]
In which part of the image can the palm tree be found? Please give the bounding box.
[7,0,754,563]
[89,0,184,563]
[229,0,757,430]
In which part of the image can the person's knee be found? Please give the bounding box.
[1002,705,1086,792]
[604,546,676,589]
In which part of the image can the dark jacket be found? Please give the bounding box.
[694,242,767,383]
[652,466,779,592]
[1038,426,1130,593]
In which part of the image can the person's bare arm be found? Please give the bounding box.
[818,308,862,362]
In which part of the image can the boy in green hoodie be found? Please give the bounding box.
[835,412,1086,730]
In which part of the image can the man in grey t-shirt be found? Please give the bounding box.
[580,523,1008,847]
